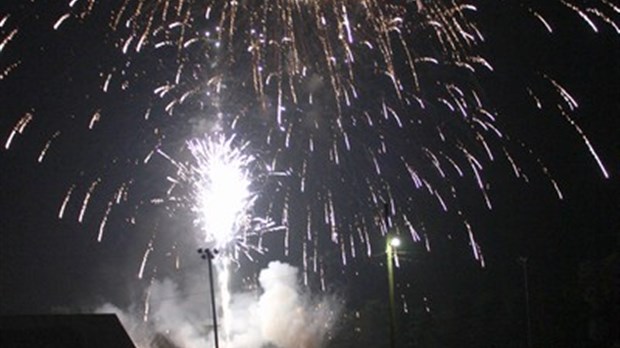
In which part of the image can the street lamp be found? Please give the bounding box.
[389,236,402,248]
[386,235,401,348]
[198,248,220,348]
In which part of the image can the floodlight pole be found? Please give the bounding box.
[519,256,532,348]
[199,248,220,348]
[384,203,397,348]
[387,238,397,348]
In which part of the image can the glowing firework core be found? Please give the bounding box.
[188,136,255,249]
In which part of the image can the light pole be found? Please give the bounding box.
[387,235,401,348]
[384,202,401,348]
[198,248,220,348]
[518,256,532,348]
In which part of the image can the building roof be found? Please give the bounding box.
[0,314,136,348]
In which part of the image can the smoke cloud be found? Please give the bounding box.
[98,261,339,348]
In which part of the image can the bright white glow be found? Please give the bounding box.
[186,136,257,347]
[188,135,255,248]
[389,236,401,248]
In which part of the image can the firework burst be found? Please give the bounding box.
[184,136,255,247]
[1,0,617,279]
[158,134,281,261]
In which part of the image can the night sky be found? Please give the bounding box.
[1,1,619,347]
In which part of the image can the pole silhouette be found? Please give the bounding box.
[199,248,220,348]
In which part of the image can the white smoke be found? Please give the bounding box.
[98,261,339,348]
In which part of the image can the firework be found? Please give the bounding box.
[181,135,255,247]
[157,134,282,260]
[1,0,617,278]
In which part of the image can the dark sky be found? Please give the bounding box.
[1,1,619,346]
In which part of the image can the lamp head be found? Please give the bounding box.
[389,236,401,248]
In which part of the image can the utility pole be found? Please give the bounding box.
[518,256,532,348]
[199,248,220,348]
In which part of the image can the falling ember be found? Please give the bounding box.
[97,200,114,242]
[138,239,154,280]
[142,276,155,322]
[0,28,18,53]
[78,179,101,224]
[88,110,102,130]
[557,107,611,179]
[58,185,76,219]
[5,113,33,150]
[37,131,61,163]
[53,13,71,31]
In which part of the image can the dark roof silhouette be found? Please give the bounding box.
[0,314,136,348]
